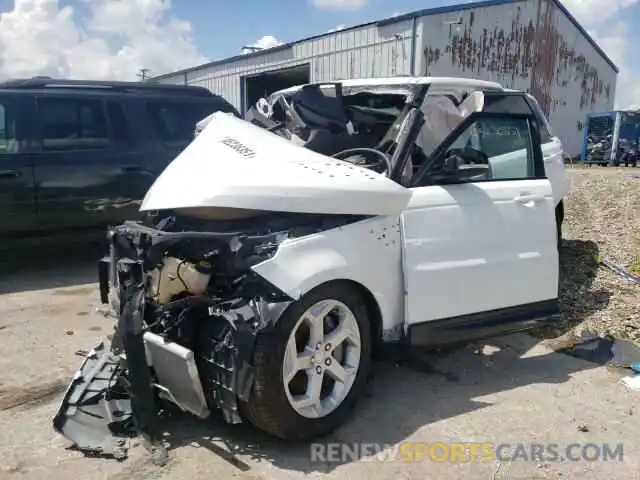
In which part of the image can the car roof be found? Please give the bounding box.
[0,77,215,99]
[271,76,506,98]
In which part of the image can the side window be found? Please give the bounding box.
[0,102,8,152]
[210,97,241,117]
[106,101,133,145]
[0,99,19,153]
[473,117,530,157]
[146,100,216,144]
[38,97,110,151]
[417,115,538,186]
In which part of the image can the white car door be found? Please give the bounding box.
[526,93,568,205]
[401,111,559,345]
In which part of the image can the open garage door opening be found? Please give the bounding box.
[243,64,310,114]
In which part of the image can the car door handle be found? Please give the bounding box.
[0,169,21,179]
[515,193,544,206]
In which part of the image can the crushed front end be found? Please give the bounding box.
[53,213,349,461]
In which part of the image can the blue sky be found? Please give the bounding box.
[0,0,639,107]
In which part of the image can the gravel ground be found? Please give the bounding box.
[535,166,640,345]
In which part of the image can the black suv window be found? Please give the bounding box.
[106,101,133,145]
[0,101,10,153]
[146,100,224,144]
[0,98,21,154]
[37,97,111,151]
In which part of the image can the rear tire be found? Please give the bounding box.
[555,201,564,247]
[240,282,372,441]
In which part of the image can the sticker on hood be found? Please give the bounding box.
[219,137,256,158]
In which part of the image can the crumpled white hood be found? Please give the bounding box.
[140,112,411,216]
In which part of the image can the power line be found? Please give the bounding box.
[137,68,151,81]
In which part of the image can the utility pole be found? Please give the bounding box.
[137,68,151,81]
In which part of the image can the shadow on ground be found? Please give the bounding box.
[153,333,606,475]
[147,239,610,476]
[532,238,609,340]
[0,242,102,295]
[7,233,612,474]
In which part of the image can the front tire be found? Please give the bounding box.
[240,282,372,441]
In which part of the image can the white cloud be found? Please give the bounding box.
[0,0,207,80]
[253,35,282,49]
[562,0,640,109]
[241,35,282,54]
[562,0,638,27]
[598,28,640,110]
[310,0,367,11]
[328,24,346,33]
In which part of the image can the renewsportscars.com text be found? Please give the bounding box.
[310,442,625,463]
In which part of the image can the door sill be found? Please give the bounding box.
[407,299,560,347]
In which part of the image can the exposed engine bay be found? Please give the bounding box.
[53,212,367,462]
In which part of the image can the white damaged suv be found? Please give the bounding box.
[54,77,569,460]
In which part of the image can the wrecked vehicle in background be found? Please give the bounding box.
[53,77,566,462]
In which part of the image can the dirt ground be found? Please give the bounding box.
[1,169,639,480]
[545,166,640,343]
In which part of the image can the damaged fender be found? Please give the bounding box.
[251,215,405,339]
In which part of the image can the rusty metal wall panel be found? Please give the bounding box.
[417,0,617,156]
[543,0,617,156]
[182,47,304,109]
[303,21,414,81]
[418,1,537,91]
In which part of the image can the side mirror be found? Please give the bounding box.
[446,147,489,165]
[443,151,462,172]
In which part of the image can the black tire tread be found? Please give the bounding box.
[555,201,564,247]
[240,281,372,441]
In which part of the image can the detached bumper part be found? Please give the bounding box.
[52,333,213,464]
[52,343,134,459]
[143,331,210,419]
[54,253,169,463]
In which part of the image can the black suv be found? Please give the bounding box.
[0,78,238,244]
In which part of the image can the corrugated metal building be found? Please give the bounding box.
[152,0,618,157]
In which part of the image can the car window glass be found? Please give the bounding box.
[106,101,133,145]
[147,100,223,144]
[417,115,535,185]
[0,100,19,153]
[0,103,7,152]
[38,97,110,151]
[210,97,241,117]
